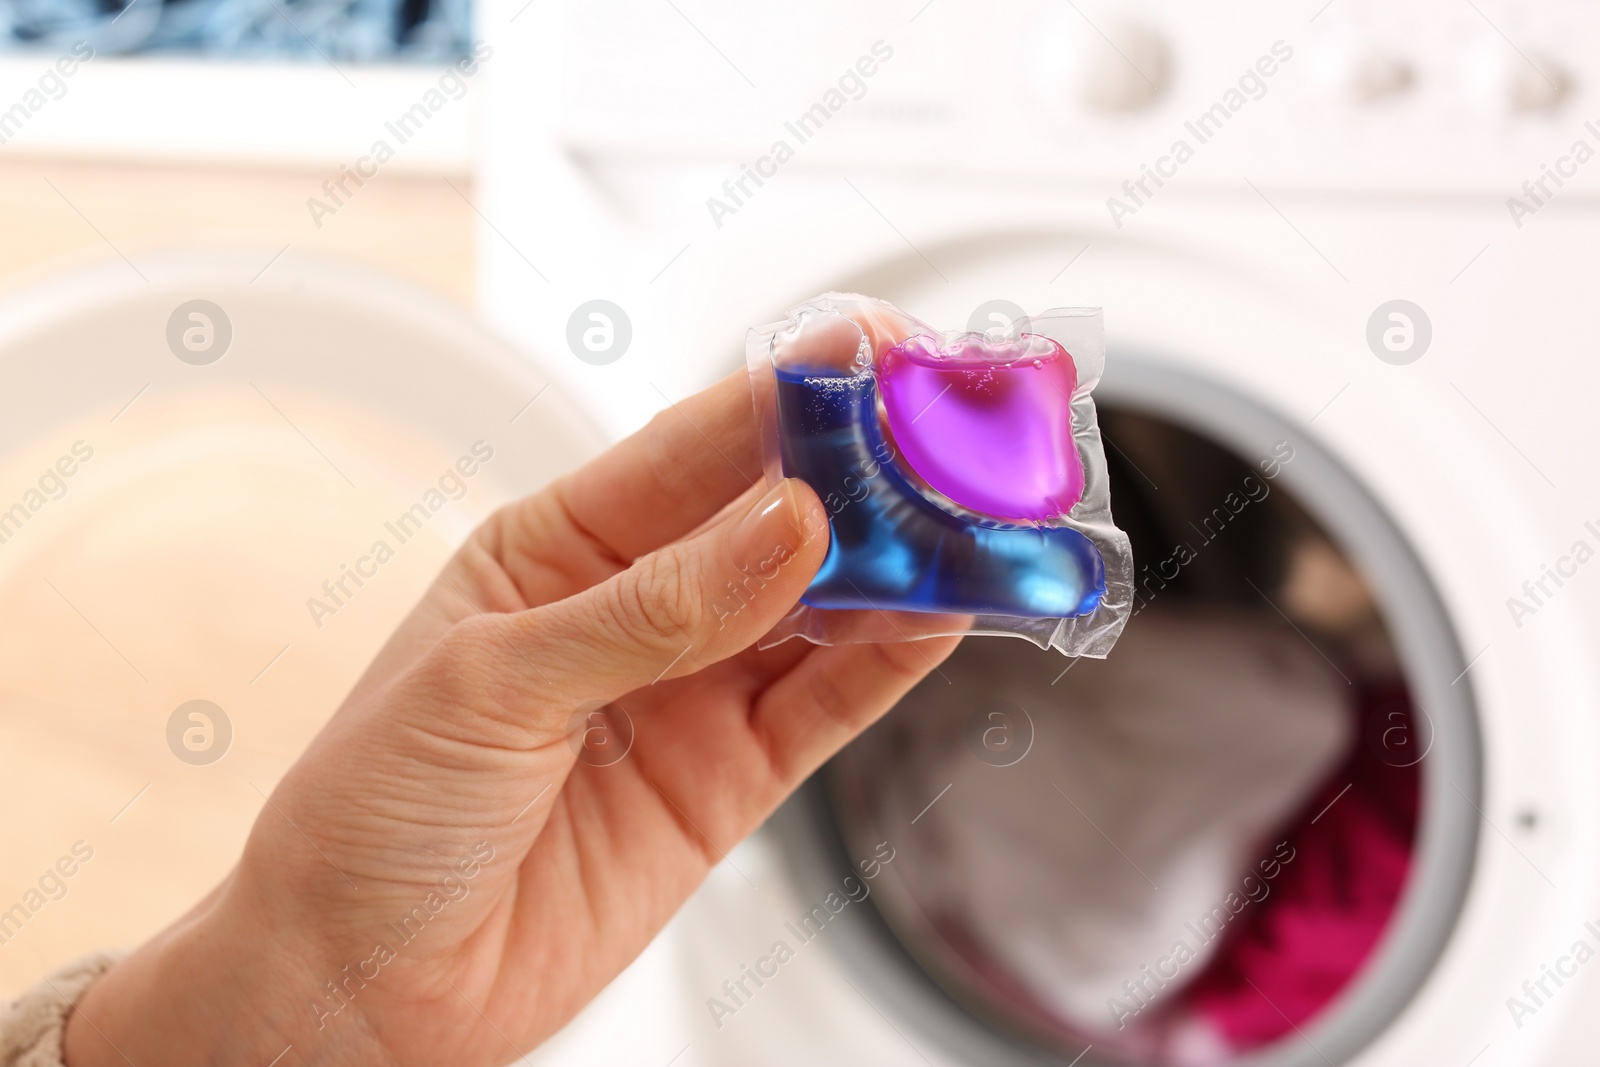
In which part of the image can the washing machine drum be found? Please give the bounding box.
[771,371,1478,1067]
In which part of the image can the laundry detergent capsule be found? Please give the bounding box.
[746,293,1132,658]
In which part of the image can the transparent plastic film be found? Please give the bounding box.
[746,292,1133,658]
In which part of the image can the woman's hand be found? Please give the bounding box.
[63,372,959,1067]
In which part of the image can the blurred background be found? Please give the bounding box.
[2,3,1599,1067]
[2,0,470,60]
[0,0,517,1027]
[0,0,474,297]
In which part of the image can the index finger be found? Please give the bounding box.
[557,371,764,564]
[491,370,757,573]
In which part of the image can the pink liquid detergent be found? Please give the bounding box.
[878,333,1085,523]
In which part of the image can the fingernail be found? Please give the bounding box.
[731,479,804,574]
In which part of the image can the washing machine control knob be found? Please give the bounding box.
[1504,52,1573,112]
[1077,21,1168,113]
[1348,52,1415,102]
[1463,44,1573,113]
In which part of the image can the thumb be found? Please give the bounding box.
[498,477,829,703]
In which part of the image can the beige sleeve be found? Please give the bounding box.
[0,953,121,1067]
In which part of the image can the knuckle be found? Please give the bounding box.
[643,410,727,502]
[414,616,539,733]
[869,639,933,686]
[608,549,703,644]
[419,617,498,692]
[807,667,857,733]
[640,411,686,490]
[442,614,501,656]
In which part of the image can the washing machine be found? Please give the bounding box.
[469,2,1600,1066]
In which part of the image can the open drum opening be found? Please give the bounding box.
[767,357,1481,1067]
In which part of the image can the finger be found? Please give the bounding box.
[854,298,926,360]
[748,634,963,787]
[771,296,923,374]
[349,378,777,707]
[550,370,763,562]
[486,476,830,705]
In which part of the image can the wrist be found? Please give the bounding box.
[63,878,394,1067]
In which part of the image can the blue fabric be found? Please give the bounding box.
[0,0,470,61]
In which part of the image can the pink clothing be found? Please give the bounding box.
[1181,680,1419,1051]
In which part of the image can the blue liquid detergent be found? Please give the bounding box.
[774,367,1106,618]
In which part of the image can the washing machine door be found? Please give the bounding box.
[0,250,603,991]
[760,355,1479,1067]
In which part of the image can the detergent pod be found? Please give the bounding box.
[746,293,1133,657]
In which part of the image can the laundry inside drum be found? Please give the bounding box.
[823,407,1423,1067]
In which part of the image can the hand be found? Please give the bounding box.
[63,371,958,1067]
